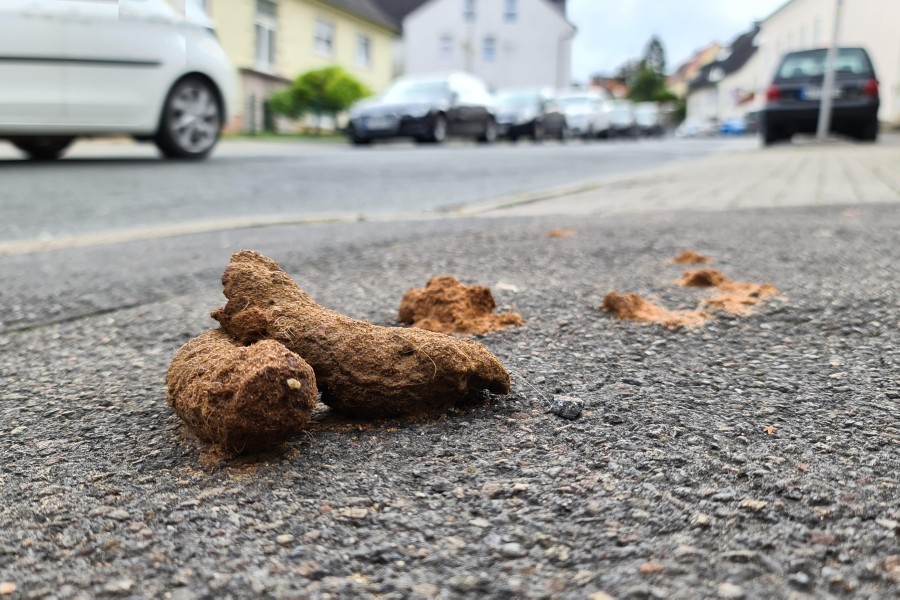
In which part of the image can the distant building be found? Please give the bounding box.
[205,0,398,132]
[758,0,900,125]
[381,0,575,90]
[667,42,722,99]
[687,26,761,124]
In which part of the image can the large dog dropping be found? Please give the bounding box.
[211,251,511,418]
[166,329,318,451]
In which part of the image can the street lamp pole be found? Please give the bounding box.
[816,0,844,140]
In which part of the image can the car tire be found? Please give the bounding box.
[858,119,878,143]
[11,137,75,161]
[155,76,222,160]
[762,126,782,147]
[531,121,544,142]
[351,136,372,146]
[583,125,594,141]
[558,122,570,142]
[424,114,447,144]
[477,118,497,144]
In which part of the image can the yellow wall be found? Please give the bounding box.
[280,0,394,94]
[207,0,396,121]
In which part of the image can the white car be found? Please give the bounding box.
[0,0,235,160]
[557,90,612,139]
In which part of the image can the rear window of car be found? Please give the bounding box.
[776,48,873,80]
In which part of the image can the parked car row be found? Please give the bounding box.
[346,72,666,146]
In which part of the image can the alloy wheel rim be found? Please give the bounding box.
[170,84,220,153]
[434,117,447,141]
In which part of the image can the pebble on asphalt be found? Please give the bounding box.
[549,395,584,420]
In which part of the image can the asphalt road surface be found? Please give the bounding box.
[1,206,898,598]
[0,136,753,245]
[1,138,898,598]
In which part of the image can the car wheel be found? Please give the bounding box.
[762,126,782,147]
[558,122,570,142]
[531,121,544,142]
[508,133,519,143]
[351,136,372,146]
[155,76,222,160]
[477,118,497,144]
[426,114,447,144]
[11,137,75,161]
[858,119,878,142]
[583,125,594,141]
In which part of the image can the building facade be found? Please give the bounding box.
[399,0,575,90]
[204,0,398,131]
[687,27,761,124]
[759,0,900,125]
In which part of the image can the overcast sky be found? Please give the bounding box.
[568,0,788,81]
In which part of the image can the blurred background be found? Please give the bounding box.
[0,0,897,246]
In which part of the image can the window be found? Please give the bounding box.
[504,0,517,22]
[464,0,475,22]
[440,35,453,64]
[482,36,495,63]
[356,34,371,68]
[315,19,334,56]
[255,0,277,70]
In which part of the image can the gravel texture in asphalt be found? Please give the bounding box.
[1,204,899,598]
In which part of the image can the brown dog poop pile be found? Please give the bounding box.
[602,252,779,330]
[399,275,523,335]
[166,251,511,452]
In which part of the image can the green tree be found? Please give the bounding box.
[269,66,372,134]
[615,58,644,86]
[643,35,667,76]
[628,67,676,102]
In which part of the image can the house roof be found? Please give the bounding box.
[368,0,429,27]
[688,25,760,92]
[321,0,400,33]
[370,0,571,29]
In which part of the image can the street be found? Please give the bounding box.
[0,137,752,246]
[1,137,899,599]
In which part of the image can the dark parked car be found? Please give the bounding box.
[346,72,497,145]
[762,47,880,145]
[495,90,568,142]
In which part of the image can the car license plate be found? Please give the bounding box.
[364,116,393,131]
[802,87,841,100]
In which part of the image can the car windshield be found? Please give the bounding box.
[381,80,449,103]
[777,48,872,79]
[496,93,540,109]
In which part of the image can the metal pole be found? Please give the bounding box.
[816,0,843,139]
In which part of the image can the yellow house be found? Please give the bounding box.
[204,0,399,131]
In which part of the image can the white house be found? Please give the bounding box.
[687,26,761,123]
[758,0,900,125]
[389,0,575,90]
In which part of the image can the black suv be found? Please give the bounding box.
[762,47,880,145]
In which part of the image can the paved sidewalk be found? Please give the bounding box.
[477,139,900,216]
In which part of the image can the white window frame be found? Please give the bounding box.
[356,33,371,68]
[482,36,496,64]
[255,0,277,71]
[464,0,475,22]
[503,0,517,22]
[440,35,453,64]
[315,19,335,57]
